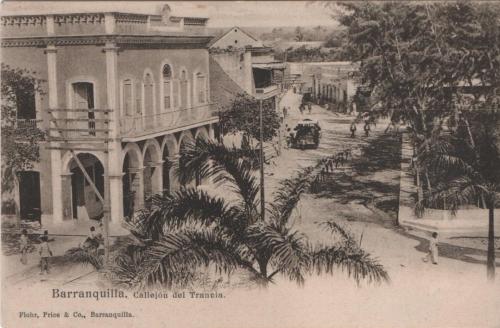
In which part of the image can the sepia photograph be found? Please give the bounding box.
[1,1,499,327]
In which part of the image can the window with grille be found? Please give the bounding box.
[123,79,133,116]
[15,82,36,120]
[180,70,188,109]
[135,81,142,115]
[196,73,206,104]
[144,73,154,116]
[162,65,172,110]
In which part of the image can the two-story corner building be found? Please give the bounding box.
[1,6,218,232]
[208,26,285,109]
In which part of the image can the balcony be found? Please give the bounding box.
[47,109,112,150]
[15,118,41,129]
[254,85,280,100]
[119,103,218,140]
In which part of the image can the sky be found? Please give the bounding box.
[0,1,340,28]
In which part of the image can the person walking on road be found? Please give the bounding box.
[423,232,439,265]
[308,102,312,114]
[350,122,357,138]
[39,236,53,274]
[283,106,288,119]
[19,229,29,265]
[364,122,371,137]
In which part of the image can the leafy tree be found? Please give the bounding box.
[219,93,281,143]
[295,26,304,42]
[1,64,45,212]
[110,138,389,288]
[332,1,500,280]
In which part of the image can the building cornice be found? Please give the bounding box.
[1,12,208,26]
[1,34,212,48]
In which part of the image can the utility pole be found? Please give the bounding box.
[259,99,265,221]
[103,114,111,266]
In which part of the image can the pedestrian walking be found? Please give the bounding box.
[39,236,53,275]
[299,103,305,115]
[283,106,288,119]
[364,122,371,137]
[308,102,312,114]
[287,130,295,148]
[344,149,350,161]
[19,229,29,265]
[423,232,439,264]
[338,153,345,167]
[323,159,330,173]
[350,122,357,138]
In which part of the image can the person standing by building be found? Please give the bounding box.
[39,236,53,274]
[19,229,29,265]
[351,101,357,116]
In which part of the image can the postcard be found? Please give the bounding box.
[1,1,499,327]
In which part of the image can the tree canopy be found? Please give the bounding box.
[219,93,281,143]
[334,1,500,124]
[1,64,45,193]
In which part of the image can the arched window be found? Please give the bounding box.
[144,73,154,116]
[162,65,172,110]
[122,79,133,116]
[196,73,207,104]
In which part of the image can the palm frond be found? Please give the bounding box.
[135,229,254,288]
[269,167,313,228]
[212,158,260,216]
[312,244,390,285]
[176,138,260,213]
[320,221,357,246]
[62,247,103,270]
[247,222,310,285]
[109,249,145,288]
[428,177,489,213]
[135,188,244,238]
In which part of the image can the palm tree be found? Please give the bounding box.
[425,113,500,281]
[111,138,389,288]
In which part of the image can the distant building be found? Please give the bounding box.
[208,26,285,109]
[1,7,218,231]
[288,62,359,106]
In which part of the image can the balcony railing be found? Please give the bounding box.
[15,118,41,129]
[47,108,112,142]
[254,85,280,99]
[119,103,217,138]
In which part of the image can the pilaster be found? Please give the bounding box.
[104,13,116,34]
[46,44,63,223]
[46,15,55,36]
[104,42,122,222]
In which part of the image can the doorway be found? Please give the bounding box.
[18,171,41,221]
[72,82,95,135]
[68,154,104,220]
